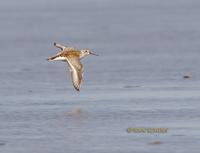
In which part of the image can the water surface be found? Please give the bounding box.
[0,0,200,152]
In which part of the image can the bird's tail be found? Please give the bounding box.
[47,55,59,61]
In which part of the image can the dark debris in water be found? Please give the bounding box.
[22,68,31,72]
[171,134,185,137]
[0,142,6,146]
[183,75,192,79]
[123,85,141,89]
[28,90,33,93]
[148,141,163,145]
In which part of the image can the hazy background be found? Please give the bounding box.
[0,0,200,153]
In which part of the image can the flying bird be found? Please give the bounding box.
[47,42,98,91]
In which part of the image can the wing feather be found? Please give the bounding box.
[66,57,83,91]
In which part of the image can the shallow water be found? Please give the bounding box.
[1,0,200,152]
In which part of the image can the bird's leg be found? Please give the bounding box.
[54,42,67,50]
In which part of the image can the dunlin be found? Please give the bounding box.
[47,42,98,91]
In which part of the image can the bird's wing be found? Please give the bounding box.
[54,42,77,52]
[54,42,67,50]
[66,56,83,91]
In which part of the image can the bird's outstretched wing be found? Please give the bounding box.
[66,56,83,91]
[54,42,76,52]
[54,42,67,50]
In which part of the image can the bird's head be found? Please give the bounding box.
[80,49,98,58]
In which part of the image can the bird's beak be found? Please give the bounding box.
[90,52,99,56]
